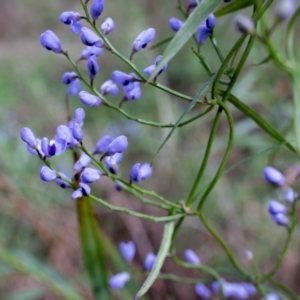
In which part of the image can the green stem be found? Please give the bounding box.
[269,278,299,300]
[210,36,224,63]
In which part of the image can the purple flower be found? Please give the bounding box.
[268,200,287,215]
[109,272,130,289]
[81,27,104,47]
[87,55,99,80]
[234,15,255,34]
[205,14,216,30]
[169,18,184,32]
[59,11,82,34]
[144,253,156,271]
[26,138,42,156]
[196,23,212,44]
[79,91,102,106]
[274,0,296,21]
[131,28,156,59]
[94,135,113,154]
[184,249,200,265]
[20,127,38,148]
[40,30,62,53]
[40,166,57,182]
[111,71,136,86]
[105,135,128,156]
[81,46,103,60]
[74,153,92,173]
[143,65,156,75]
[101,17,115,35]
[101,80,119,97]
[72,123,83,142]
[62,72,81,96]
[129,163,152,183]
[271,213,289,226]
[80,168,102,183]
[104,153,123,174]
[244,250,253,260]
[123,82,141,102]
[263,293,280,300]
[194,283,211,299]
[71,182,91,200]
[285,188,297,203]
[41,137,67,157]
[263,166,285,186]
[56,125,78,148]
[119,241,136,262]
[90,0,105,21]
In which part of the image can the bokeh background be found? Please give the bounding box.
[0,0,300,299]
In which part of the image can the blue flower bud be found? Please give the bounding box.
[90,0,105,21]
[109,272,130,289]
[40,166,57,182]
[114,183,122,191]
[56,125,73,145]
[71,182,91,200]
[81,27,104,47]
[271,212,289,226]
[129,163,152,182]
[101,17,115,35]
[94,135,113,154]
[242,283,256,296]
[222,283,250,299]
[105,135,128,156]
[196,23,211,44]
[111,71,136,86]
[194,283,211,299]
[184,249,200,265]
[206,13,217,29]
[123,82,141,101]
[144,253,156,271]
[101,80,119,97]
[285,188,297,203]
[80,168,102,183]
[233,15,255,34]
[81,46,103,60]
[74,108,85,126]
[104,153,123,174]
[71,21,83,34]
[87,55,99,80]
[72,123,83,142]
[40,30,62,53]
[74,153,92,173]
[119,241,136,262]
[274,0,296,21]
[62,72,81,96]
[55,173,71,189]
[263,293,280,300]
[154,55,167,78]
[263,166,285,186]
[268,200,287,215]
[143,65,155,75]
[79,91,102,106]
[20,127,37,148]
[244,250,253,260]
[169,17,184,32]
[131,28,156,58]
[62,72,77,84]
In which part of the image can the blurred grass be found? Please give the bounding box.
[0,0,300,299]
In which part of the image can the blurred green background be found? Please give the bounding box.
[0,0,299,299]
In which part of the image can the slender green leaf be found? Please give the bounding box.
[214,0,254,17]
[252,55,271,66]
[149,0,222,81]
[0,245,84,300]
[134,221,175,300]
[152,75,216,164]
[149,35,173,50]
[77,197,112,300]
[224,92,296,153]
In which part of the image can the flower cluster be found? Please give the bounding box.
[263,166,298,226]
[109,241,157,289]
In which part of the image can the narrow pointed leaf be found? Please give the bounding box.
[149,35,173,50]
[149,0,222,82]
[77,196,112,300]
[252,55,271,66]
[134,221,175,300]
[215,0,255,17]
[225,92,296,153]
[0,245,84,300]
[152,75,215,164]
